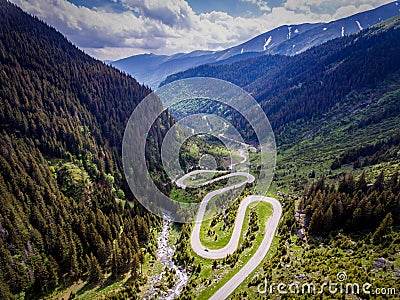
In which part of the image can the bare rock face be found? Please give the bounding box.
[373,257,392,269]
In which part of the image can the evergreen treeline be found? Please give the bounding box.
[331,131,400,169]
[161,54,290,88]
[300,171,400,237]
[0,1,170,298]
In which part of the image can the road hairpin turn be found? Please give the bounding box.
[123,78,281,299]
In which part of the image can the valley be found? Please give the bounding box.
[1,1,399,299]
[156,144,281,299]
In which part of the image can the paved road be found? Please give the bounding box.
[181,174,281,299]
[208,196,281,300]
[175,169,252,190]
[175,170,226,189]
[190,172,256,260]
[175,146,281,299]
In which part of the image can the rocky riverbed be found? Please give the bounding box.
[144,214,189,299]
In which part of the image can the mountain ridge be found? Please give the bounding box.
[162,14,400,149]
[0,1,172,298]
[111,1,400,88]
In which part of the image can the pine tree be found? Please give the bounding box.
[356,172,368,193]
[308,207,324,235]
[138,249,145,274]
[372,171,385,192]
[389,171,398,190]
[89,253,103,283]
[372,213,393,245]
[131,253,140,277]
[323,206,333,233]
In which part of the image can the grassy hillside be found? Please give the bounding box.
[166,15,400,300]
[1,1,399,299]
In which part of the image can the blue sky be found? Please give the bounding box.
[68,0,270,16]
[10,0,395,60]
[187,0,264,17]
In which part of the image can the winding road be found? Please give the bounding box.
[207,196,281,300]
[175,150,282,299]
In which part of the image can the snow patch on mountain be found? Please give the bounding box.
[112,2,400,88]
[356,21,363,30]
[264,36,272,51]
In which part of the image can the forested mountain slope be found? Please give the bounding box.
[113,1,400,88]
[163,16,400,145]
[0,1,170,298]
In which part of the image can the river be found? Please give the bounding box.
[144,214,189,299]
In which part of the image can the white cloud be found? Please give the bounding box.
[240,0,271,11]
[9,0,396,60]
[121,0,195,29]
[284,0,393,15]
[332,4,377,19]
[10,0,275,59]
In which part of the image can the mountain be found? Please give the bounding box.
[162,13,400,300]
[162,14,400,142]
[111,51,215,89]
[111,1,400,88]
[227,1,400,57]
[0,1,172,298]
[2,0,400,299]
